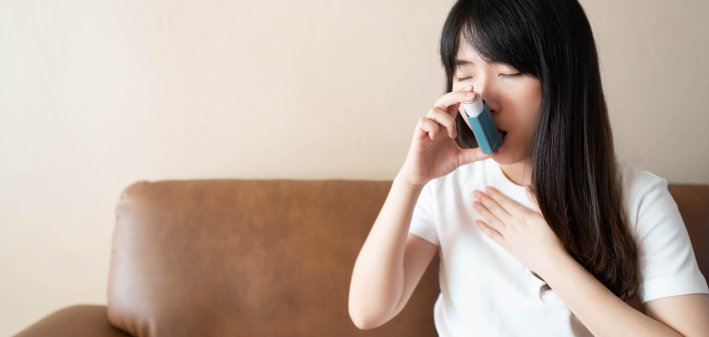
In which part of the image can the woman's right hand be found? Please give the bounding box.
[397,86,493,188]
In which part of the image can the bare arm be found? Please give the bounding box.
[348,86,489,330]
[348,177,438,330]
[544,253,709,337]
[644,294,709,337]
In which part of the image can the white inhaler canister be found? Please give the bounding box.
[462,94,504,154]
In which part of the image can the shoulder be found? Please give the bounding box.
[618,160,684,238]
[618,158,668,202]
[616,159,709,302]
[617,158,672,228]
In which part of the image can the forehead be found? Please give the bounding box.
[454,33,513,70]
[455,34,482,64]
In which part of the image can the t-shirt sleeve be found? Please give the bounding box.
[634,176,709,303]
[409,181,440,246]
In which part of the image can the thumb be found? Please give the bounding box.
[525,185,541,212]
[457,147,492,166]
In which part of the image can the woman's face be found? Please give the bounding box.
[453,34,542,165]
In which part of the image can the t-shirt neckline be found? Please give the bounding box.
[488,159,528,192]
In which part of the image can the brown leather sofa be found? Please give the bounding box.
[14,180,709,337]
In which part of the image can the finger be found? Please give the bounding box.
[473,200,506,233]
[418,117,440,141]
[425,107,457,139]
[474,190,512,223]
[457,105,472,130]
[433,88,477,117]
[446,89,477,116]
[483,187,529,216]
[457,147,493,166]
[525,185,541,212]
[475,220,505,245]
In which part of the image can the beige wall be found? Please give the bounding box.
[1,0,707,334]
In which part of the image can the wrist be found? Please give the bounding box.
[393,174,426,193]
[537,250,577,286]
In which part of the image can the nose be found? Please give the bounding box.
[473,76,496,113]
[476,82,488,100]
[471,73,491,98]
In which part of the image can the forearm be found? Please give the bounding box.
[542,253,682,337]
[348,176,424,326]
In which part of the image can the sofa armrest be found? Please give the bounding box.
[14,305,132,337]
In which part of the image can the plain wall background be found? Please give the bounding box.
[1,0,707,334]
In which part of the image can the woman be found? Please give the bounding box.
[348,0,709,336]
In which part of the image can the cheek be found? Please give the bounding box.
[502,83,541,150]
[511,81,542,130]
[506,99,540,132]
[512,105,540,148]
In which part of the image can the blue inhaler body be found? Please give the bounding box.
[462,94,504,154]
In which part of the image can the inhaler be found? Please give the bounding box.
[462,94,504,154]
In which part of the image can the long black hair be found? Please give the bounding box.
[441,0,639,301]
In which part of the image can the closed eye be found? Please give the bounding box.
[456,73,521,81]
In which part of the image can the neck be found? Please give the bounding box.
[499,159,533,186]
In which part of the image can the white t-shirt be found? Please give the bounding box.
[409,158,709,337]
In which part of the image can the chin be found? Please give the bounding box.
[491,152,517,165]
[490,141,527,165]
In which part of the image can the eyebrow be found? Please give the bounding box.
[454,59,474,67]
[455,58,517,71]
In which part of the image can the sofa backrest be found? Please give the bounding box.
[107,180,439,337]
[107,180,708,337]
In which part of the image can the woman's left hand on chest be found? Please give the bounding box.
[472,186,569,277]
